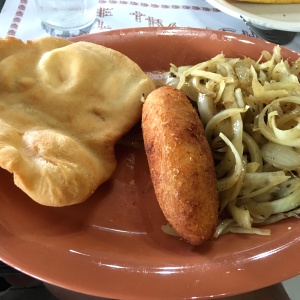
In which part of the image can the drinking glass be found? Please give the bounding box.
[34,0,98,37]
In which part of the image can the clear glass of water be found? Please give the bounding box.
[34,0,98,37]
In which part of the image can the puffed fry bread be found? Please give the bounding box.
[142,86,219,245]
[0,36,155,207]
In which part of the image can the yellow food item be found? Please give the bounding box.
[0,36,155,207]
[235,0,300,3]
[142,86,219,245]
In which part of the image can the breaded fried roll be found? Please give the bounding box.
[142,86,219,245]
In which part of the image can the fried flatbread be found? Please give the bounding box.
[0,36,155,206]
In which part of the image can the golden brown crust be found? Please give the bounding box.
[142,86,219,245]
[0,37,155,206]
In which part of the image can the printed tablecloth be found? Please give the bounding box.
[0,0,299,52]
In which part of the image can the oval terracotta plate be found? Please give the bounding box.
[0,28,300,299]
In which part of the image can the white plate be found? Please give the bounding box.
[206,0,300,31]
